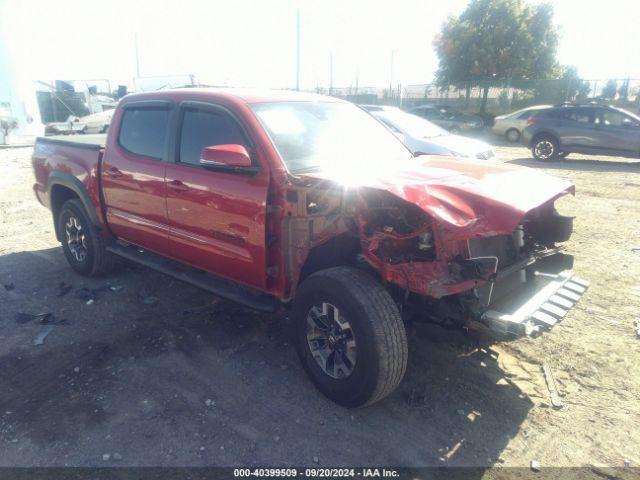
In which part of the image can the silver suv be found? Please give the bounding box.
[521,104,640,160]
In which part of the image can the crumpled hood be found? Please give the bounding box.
[303,156,574,237]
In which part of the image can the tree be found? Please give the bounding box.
[434,0,559,114]
[532,65,591,103]
[617,79,629,102]
[601,79,617,100]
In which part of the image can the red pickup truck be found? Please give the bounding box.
[32,88,588,407]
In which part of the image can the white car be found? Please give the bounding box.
[492,105,550,142]
[78,108,115,134]
[363,105,496,160]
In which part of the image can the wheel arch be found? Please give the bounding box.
[48,172,100,241]
[530,130,559,149]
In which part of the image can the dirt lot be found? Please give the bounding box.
[0,141,639,473]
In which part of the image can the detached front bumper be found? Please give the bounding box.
[479,270,589,337]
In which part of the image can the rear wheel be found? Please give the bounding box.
[57,199,115,276]
[293,267,408,407]
[532,135,559,161]
[506,128,520,142]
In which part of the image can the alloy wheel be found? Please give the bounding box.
[65,216,88,262]
[534,140,554,159]
[306,302,357,379]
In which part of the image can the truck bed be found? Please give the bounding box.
[39,134,107,149]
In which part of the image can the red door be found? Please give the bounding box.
[164,102,269,290]
[101,102,172,255]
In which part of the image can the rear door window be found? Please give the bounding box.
[118,107,170,159]
[178,108,248,166]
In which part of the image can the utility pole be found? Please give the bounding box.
[329,51,333,96]
[134,33,141,78]
[295,9,300,91]
[389,49,396,102]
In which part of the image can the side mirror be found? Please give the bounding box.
[200,144,252,168]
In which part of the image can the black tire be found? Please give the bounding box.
[505,128,520,142]
[57,199,115,276]
[293,266,408,407]
[532,135,559,161]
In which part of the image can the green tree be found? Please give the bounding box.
[601,79,617,100]
[533,65,591,103]
[434,0,559,114]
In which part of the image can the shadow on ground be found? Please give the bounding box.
[0,247,532,469]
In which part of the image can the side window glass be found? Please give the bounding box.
[179,108,248,166]
[517,111,532,119]
[565,109,592,123]
[600,110,629,127]
[119,108,169,159]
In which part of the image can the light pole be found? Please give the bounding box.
[389,49,396,102]
[295,9,300,91]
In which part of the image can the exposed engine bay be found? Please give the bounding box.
[279,159,586,337]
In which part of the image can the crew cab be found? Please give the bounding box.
[32,88,588,407]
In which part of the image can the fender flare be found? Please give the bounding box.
[47,171,101,228]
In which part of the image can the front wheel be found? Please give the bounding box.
[532,135,559,161]
[293,267,408,407]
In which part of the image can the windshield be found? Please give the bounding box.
[250,102,411,173]
[374,110,448,138]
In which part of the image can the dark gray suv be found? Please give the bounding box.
[521,104,640,160]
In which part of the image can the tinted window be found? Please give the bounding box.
[119,108,169,159]
[517,110,533,119]
[565,108,593,123]
[179,109,247,166]
[599,110,631,126]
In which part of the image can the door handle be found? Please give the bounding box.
[167,179,189,192]
[105,166,123,178]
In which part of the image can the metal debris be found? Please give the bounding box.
[542,362,563,409]
[33,325,55,346]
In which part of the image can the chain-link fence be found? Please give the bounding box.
[324,79,640,116]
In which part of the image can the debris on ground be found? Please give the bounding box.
[86,299,94,305]
[102,453,110,461]
[142,296,158,305]
[113,453,123,461]
[205,399,215,407]
[313,456,319,464]
[542,362,563,409]
[530,460,541,472]
[56,281,72,297]
[16,312,51,324]
[109,284,124,292]
[635,319,640,338]
[3,282,15,291]
[182,300,221,316]
[33,325,55,346]
[75,288,96,303]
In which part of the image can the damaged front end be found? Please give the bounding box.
[291,157,588,338]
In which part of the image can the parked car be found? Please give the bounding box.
[492,105,551,142]
[408,104,483,133]
[362,105,496,160]
[44,116,86,135]
[522,104,640,160]
[32,88,588,407]
[78,108,115,134]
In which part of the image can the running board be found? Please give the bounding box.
[106,243,280,313]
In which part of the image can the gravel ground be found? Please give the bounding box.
[0,141,639,472]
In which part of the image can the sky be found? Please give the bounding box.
[2,0,640,92]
